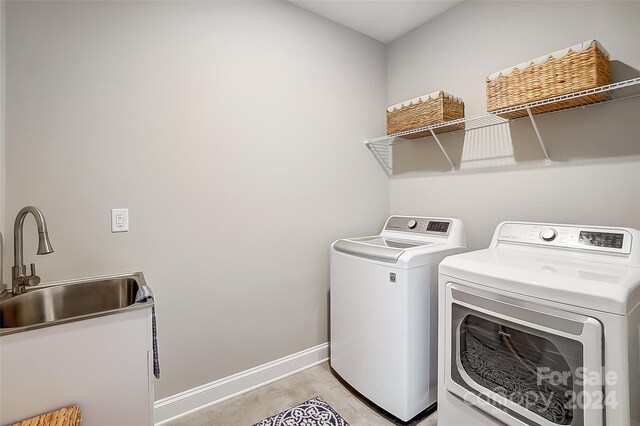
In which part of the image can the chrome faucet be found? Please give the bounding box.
[12,206,54,295]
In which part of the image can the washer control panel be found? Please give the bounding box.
[497,223,632,254]
[385,216,451,236]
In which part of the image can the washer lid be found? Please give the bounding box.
[333,237,434,264]
[439,248,640,315]
[355,236,433,249]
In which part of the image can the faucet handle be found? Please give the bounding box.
[26,263,41,286]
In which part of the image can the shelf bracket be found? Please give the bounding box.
[429,129,456,172]
[526,107,551,166]
[366,141,393,176]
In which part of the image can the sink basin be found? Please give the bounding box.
[0,272,153,335]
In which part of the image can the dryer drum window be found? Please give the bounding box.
[451,306,584,425]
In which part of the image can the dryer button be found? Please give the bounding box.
[407,220,417,229]
[540,228,557,242]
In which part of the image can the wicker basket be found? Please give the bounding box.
[486,40,611,119]
[11,405,82,426]
[386,91,465,138]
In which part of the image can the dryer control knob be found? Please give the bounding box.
[540,228,557,242]
[407,220,417,229]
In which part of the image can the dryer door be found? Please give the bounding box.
[444,282,603,426]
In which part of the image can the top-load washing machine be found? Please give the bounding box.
[330,215,467,421]
[438,221,640,426]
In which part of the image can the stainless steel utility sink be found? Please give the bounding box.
[0,272,153,336]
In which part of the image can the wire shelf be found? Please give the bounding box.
[365,77,640,175]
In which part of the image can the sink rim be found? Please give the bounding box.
[0,271,154,336]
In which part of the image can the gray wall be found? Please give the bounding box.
[387,1,640,249]
[1,0,5,239]
[3,1,389,399]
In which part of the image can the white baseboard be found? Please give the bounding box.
[154,342,329,425]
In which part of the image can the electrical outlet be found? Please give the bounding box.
[111,208,129,233]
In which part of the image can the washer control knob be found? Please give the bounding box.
[540,228,557,242]
[407,220,417,229]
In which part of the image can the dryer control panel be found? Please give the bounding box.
[385,216,451,236]
[497,222,633,254]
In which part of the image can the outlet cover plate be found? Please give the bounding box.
[111,208,129,233]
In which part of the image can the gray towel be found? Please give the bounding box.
[136,285,160,379]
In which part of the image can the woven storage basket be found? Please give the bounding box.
[386,91,465,138]
[486,40,611,119]
[11,405,82,426]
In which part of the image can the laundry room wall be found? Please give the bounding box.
[0,0,5,238]
[3,1,389,399]
[386,1,640,250]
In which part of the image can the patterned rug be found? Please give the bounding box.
[252,396,350,426]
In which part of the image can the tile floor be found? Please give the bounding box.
[166,362,438,426]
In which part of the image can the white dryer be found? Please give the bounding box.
[438,221,640,426]
[330,215,467,421]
